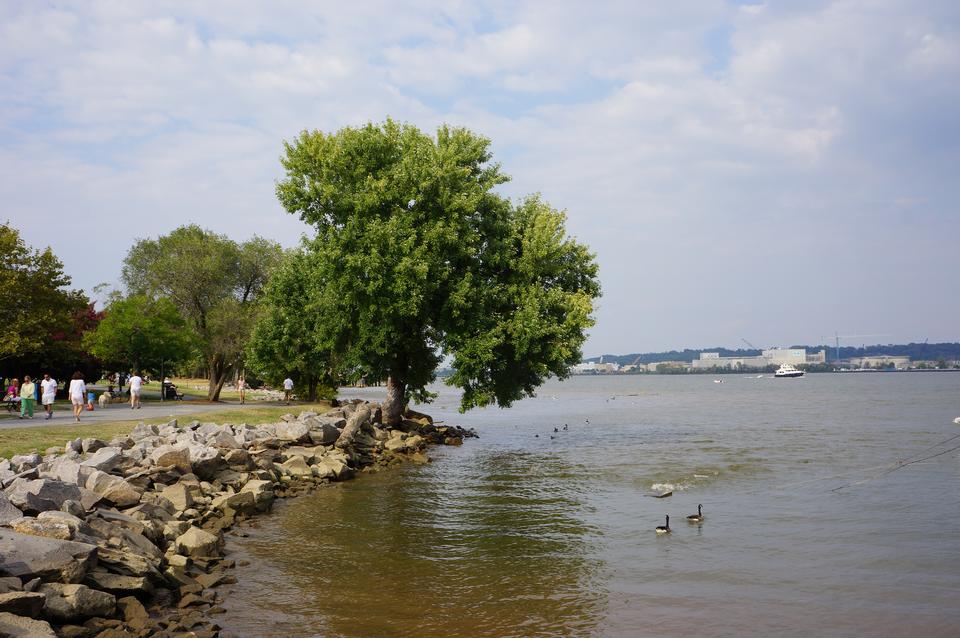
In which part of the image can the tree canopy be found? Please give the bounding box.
[83,294,194,374]
[0,223,90,373]
[122,225,282,400]
[275,120,600,422]
[246,250,338,401]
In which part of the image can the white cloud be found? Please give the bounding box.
[1,0,958,352]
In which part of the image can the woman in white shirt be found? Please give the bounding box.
[68,371,86,423]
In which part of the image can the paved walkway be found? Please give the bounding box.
[0,398,285,430]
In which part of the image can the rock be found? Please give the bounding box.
[79,447,123,472]
[129,423,158,441]
[5,479,82,514]
[84,572,153,595]
[160,484,194,512]
[274,421,312,442]
[0,591,46,616]
[239,479,275,508]
[210,491,255,515]
[148,445,191,475]
[185,445,225,480]
[95,547,160,579]
[60,500,86,518]
[207,430,240,449]
[314,457,350,481]
[0,612,57,637]
[80,439,107,454]
[8,516,73,540]
[0,530,97,583]
[175,527,221,558]
[9,454,41,473]
[280,456,313,478]
[84,471,141,507]
[308,421,343,445]
[223,449,252,467]
[0,577,21,594]
[41,457,84,484]
[0,493,22,525]
[40,583,116,622]
[116,596,148,623]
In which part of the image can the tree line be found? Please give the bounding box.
[4,120,601,419]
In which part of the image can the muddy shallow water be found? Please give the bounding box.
[219,373,960,637]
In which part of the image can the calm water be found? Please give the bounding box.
[220,373,960,637]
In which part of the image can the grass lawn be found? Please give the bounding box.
[0,401,334,459]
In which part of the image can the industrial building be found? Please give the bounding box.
[691,348,827,371]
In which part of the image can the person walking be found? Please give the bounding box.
[237,374,246,405]
[68,372,86,422]
[40,373,57,420]
[19,375,36,419]
[129,371,143,409]
[283,376,294,405]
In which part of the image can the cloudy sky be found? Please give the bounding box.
[2,1,958,356]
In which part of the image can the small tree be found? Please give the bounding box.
[122,226,282,400]
[246,250,338,401]
[83,295,194,374]
[276,120,600,424]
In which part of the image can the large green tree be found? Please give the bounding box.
[0,223,89,369]
[122,225,282,400]
[246,250,338,401]
[83,294,194,374]
[275,120,600,424]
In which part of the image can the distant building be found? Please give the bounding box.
[847,355,910,370]
[572,361,621,374]
[691,348,827,371]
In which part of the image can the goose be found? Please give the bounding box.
[655,515,671,534]
[687,504,704,523]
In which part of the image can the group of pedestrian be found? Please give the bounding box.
[2,372,86,421]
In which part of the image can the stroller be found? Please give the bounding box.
[162,381,184,401]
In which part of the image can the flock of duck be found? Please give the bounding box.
[655,504,704,534]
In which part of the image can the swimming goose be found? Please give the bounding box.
[655,515,671,534]
[687,504,704,523]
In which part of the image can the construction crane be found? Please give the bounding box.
[819,333,892,362]
[741,338,759,351]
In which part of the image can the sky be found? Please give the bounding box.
[2,1,958,356]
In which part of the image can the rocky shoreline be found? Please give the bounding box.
[0,400,475,637]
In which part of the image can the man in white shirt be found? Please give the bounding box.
[40,373,57,420]
[283,377,294,405]
[129,371,143,409]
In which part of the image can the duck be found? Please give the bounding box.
[686,504,704,523]
[655,515,671,534]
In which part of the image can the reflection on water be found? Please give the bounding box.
[223,450,607,637]
[222,374,960,637]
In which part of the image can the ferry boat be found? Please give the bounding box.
[774,364,805,378]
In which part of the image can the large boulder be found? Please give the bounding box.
[0,493,22,525]
[207,429,240,449]
[280,456,313,478]
[40,457,84,485]
[307,419,344,445]
[0,591,46,616]
[0,530,97,583]
[148,444,191,474]
[40,583,115,622]
[9,454,40,473]
[314,457,351,481]
[274,421,312,443]
[0,612,56,638]
[130,423,159,441]
[210,491,255,515]
[84,471,141,507]
[175,526,221,558]
[186,444,225,479]
[5,479,81,514]
[239,479,275,509]
[160,484,193,512]
[84,572,153,595]
[80,447,123,472]
[8,516,72,541]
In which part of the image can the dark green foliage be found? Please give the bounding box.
[274,120,600,414]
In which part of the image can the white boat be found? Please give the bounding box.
[774,364,805,378]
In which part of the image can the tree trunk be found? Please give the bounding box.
[382,376,406,427]
[206,354,231,401]
[307,376,318,402]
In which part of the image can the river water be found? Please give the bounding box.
[219,373,960,637]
